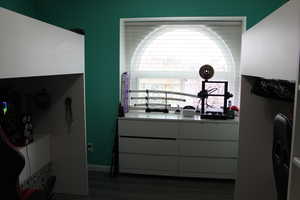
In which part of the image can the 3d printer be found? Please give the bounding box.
[197,64,234,119]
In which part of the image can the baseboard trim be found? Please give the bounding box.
[88,164,111,172]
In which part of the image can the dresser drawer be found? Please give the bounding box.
[119,137,178,155]
[179,140,238,158]
[180,122,238,140]
[120,154,178,172]
[118,120,178,138]
[179,157,237,175]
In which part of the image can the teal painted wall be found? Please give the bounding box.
[0,0,36,18]
[1,0,288,165]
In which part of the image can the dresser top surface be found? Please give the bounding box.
[119,112,239,124]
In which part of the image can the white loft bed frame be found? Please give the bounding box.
[234,1,300,200]
[0,8,88,195]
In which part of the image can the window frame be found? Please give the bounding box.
[120,17,247,110]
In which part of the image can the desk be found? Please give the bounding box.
[118,112,239,179]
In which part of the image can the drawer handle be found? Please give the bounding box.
[120,136,176,140]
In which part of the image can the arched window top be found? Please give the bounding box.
[131,25,235,74]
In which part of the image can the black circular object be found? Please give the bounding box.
[199,64,214,80]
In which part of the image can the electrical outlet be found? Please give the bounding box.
[87,143,93,152]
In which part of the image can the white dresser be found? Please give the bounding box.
[118,112,239,179]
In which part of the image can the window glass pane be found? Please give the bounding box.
[135,27,228,73]
[138,78,181,92]
[131,78,181,107]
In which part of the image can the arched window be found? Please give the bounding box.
[124,22,242,109]
[133,25,234,72]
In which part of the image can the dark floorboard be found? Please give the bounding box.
[54,171,235,200]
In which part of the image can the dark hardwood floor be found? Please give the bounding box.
[54,171,235,200]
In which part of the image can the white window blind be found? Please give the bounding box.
[122,20,242,109]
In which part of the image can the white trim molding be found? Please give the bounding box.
[120,16,247,23]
